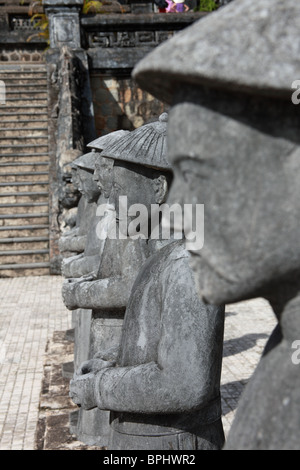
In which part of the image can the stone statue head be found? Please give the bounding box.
[93,155,114,199]
[71,164,80,191]
[88,130,131,200]
[133,0,300,306]
[73,152,100,203]
[100,113,173,238]
[60,160,80,209]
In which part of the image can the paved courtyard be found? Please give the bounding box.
[0,275,277,450]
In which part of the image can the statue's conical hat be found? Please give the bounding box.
[72,131,131,171]
[101,113,171,171]
[133,0,300,103]
[87,130,130,151]
[72,152,96,171]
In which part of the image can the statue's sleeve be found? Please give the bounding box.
[62,254,101,279]
[93,256,225,413]
[63,239,149,309]
[67,275,133,310]
[62,235,87,253]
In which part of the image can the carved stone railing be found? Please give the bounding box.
[0,1,45,61]
[81,12,206,70]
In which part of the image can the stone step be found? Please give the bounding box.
[0,71,47,77]
[5,83,47,88]
[0,153,49,163]
[0,162,49,173]
[0,172,49,183]
[0,212,49,226]
[0,121,48,129]
[0,74,47,82]
[0,65,46,72]
[0,80,47,88]
[0,136,48,145]
[0,202,49,215]
[1,75,46,81]
[0,113,48,122]
[0,236,49,252]
[0,145,48,155]
[4,96,48,104]
[0,224,49,238]
[5,91,48,100]
[0,182,49,193]
[0,102,47,109]
[0,107,48,116]
[0,74,47,79]
[0,262,50,278]
[0,192,48,204]
[0,69,46,75]
[0,248,49,265]
[0,128,48,137]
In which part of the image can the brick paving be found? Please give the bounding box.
[0,276,71,450]
[0,275,277,450]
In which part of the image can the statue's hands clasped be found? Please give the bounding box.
[62,272,96,310]
[77,358,116,375]
[69,357,115,410]
[69,372,97,410]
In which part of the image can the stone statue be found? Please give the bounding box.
[62,115,171,311]
[61,152,100,278]
[63,115,174,447]
[69,114,226,451]
[70,240,225,451]
[133,0,300,450]
[61,131,129,280]
[59,162,96,257]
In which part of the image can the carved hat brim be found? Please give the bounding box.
[101,113,172,171]
[72,152,96,171]
[133,0,300,104]
[87,130,130,151]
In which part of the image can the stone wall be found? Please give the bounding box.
[85,11,205,133]
[90,72,167,135]
[0,0,46,62]
[0,0,207,270]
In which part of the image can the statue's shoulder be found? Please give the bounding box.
[152,240,189,273]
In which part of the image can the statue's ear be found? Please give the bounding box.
[153,175,168,204]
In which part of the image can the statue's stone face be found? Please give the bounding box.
[110,161,163,237]
[71,168,80,191]
[167,87,300,305]
[94,156,114,199]
[77,168,101,203]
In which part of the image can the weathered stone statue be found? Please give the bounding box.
[63,115,173,447]
[60,152,101,390]
[61,152,100,278]
[133,0,300,450]
[61,131,129,279]
[59,162,95,257]
[68,114,226,451]
[61,131,129,387]
[70,239,225,450]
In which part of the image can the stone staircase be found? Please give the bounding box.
[0,64,50,277]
